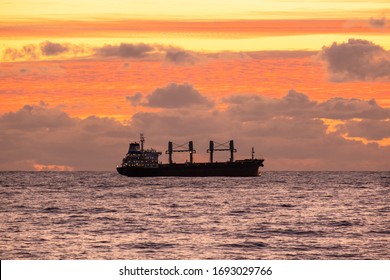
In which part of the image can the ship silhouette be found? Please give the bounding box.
[117,134,264,177]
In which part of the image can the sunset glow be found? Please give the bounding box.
[1,0,389,170]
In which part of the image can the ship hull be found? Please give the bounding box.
[117,160,263,177]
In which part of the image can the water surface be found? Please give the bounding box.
[1,171,389,259]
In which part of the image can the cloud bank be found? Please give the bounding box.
[224,90,390,121]
[2,41,201,63]
[0,104,131,171]
[2,41,89,61]
[1,86,389,171]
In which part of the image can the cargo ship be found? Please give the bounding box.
[116,134,264,177]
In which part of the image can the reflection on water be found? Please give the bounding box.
[0,171,389,259]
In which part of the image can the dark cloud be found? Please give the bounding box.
[319,39,390,81]
[40,41,69,56]
[97,43,155,58]
[165,50,196,64]
[369,17,387,28]
[144,83,214,109]
[125,92,143,106]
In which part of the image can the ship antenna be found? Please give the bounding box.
[140,133,145,151]
[252,147,255,160]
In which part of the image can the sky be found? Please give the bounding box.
[0,0,389,171]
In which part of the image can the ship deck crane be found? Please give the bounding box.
[166,141,196,164]
[207,140,237,163]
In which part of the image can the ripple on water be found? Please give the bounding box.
[1,171,389,259]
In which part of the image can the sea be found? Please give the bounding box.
[0,171,389,260]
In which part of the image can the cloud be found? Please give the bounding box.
[2,44,39,61]
[1,88,389,171]
[131,110,227,138]
[337,119,390,141]
[40,41,69,56]
[1,104,74,130]
[96,44,200,62]
[369,17,387,28]
[319,39,390,81]
[0,103,132,171]
[143,83,214,109]
[97,43,155,58]
[224,89,390,121]
[2,41,161,61]
[2,41,317,64]
[129,88,390,170]
[317,98,390,120]
[127,95,390,170]
[165,50,196,64]
[225,93,390,170]
[125,92,143,106]
[3,41,190,62]
[2,41,91,61]
[246,50,316,59]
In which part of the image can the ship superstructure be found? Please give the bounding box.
[121,134,161,168]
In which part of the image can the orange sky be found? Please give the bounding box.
[2,19,389,38]
[1,57,390,118]
[0,0,389,170]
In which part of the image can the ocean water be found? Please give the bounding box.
[0,171,389,260]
